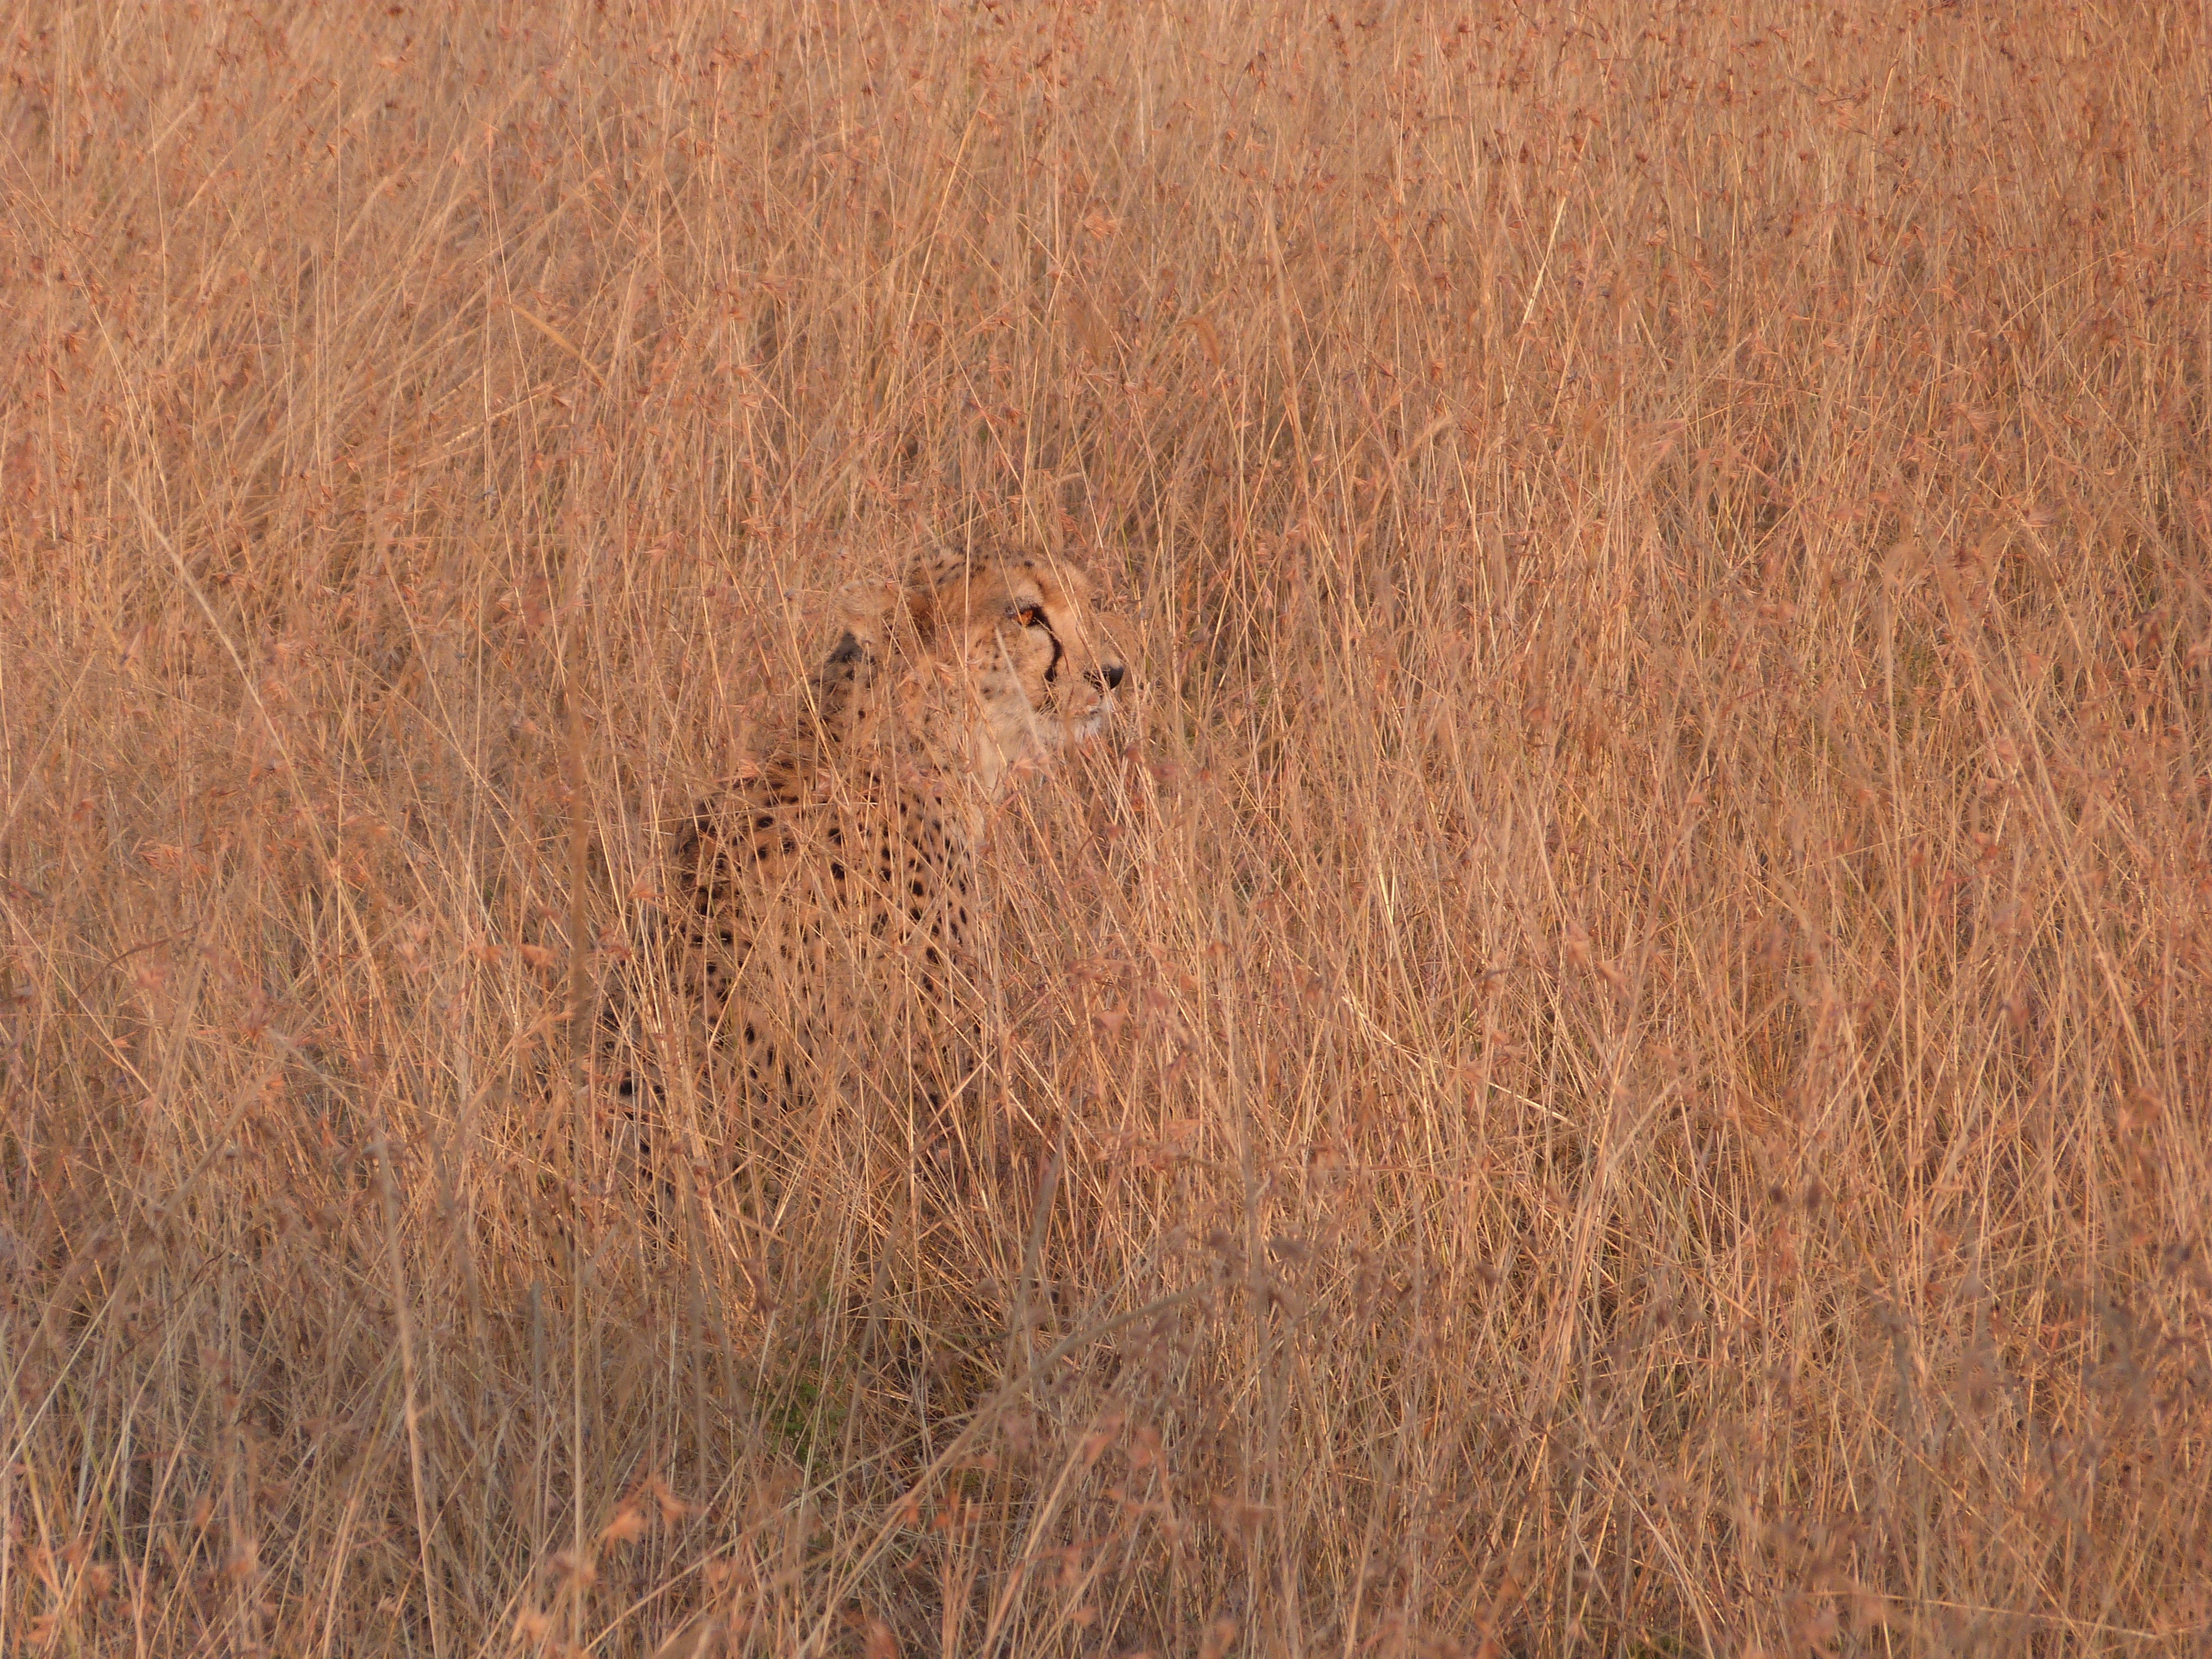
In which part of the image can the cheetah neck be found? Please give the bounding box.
[811,660,1036,829]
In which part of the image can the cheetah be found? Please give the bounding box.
[606,547,1129,1180]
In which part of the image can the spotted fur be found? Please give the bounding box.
[608,547,1128,1161]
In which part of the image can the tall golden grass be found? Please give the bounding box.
[5,1,2210,1652]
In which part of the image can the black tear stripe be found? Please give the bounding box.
[1042,624,1065,685]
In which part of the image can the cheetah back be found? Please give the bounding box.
[667,764,979,1112]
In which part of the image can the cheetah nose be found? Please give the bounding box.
[1095,663,1126,692]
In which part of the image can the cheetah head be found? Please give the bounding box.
[816,548,1130,794]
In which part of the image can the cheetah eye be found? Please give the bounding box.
[1011,604,1047,629]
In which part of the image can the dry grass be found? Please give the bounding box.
[5,1,2211,1653]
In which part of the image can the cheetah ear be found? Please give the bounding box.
[807,580,901,742]
[832,578,903,646]
[805,627,875,745]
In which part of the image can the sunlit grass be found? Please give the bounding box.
[3,2,2209,1653]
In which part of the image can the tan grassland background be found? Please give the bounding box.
[4,1,2211,1653]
